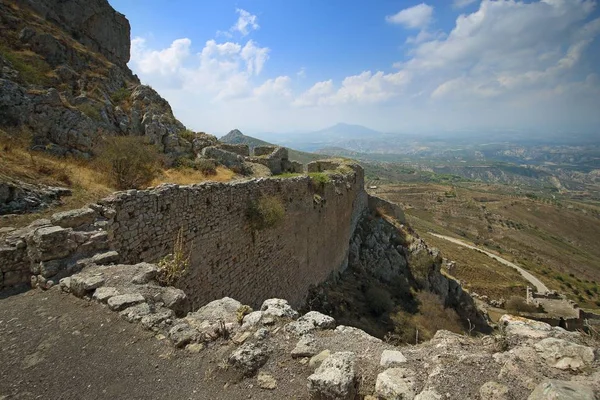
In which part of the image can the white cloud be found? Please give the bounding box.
[386,3,434,29]
[128,1,600,133]
[453,0,478,8]
[232,9,259,36]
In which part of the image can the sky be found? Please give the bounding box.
[108,0,600,136]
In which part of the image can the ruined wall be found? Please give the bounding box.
[99,164,367,308]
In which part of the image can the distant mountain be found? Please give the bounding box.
[219,129,325,164]
[255,123,386,152]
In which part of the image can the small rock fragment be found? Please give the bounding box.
[107,293,145,311]
[380,350,407,367]
[257,372,277,390]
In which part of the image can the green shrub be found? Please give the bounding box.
[77,103,102,121]
[194,158,217,175]
[0,46,52,85]
[173,156,196,169]
[157,228,190,286]
[309,172,331,190]
[95,136,162,189]
[365,285,394,316]
[179,129,196,142]
[110,87,130,104]
[246,195,285,230]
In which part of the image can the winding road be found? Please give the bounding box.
[428,232,550,294]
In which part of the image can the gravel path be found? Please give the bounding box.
[428,232,550,293]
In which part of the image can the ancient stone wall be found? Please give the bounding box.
[99,164,367,308]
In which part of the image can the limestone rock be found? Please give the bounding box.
[50,207,96,228]
[479,381,509,400]
[500,315,553,339]
[292,335,319,358]
[534,338,595,371]
[375,368,416,400]
[260,298,299,319]
[415,390,442,400]
[380,350,407,367]
[168,323,199,348]
[189,297,242,325]
[107,293,145,311]
[229,342,270,376]
[242,311,265,330]
[307,352,356,400]
[185,343,205,354]
[309,350,331,369]
[70,273,105,297]
[286,311,336,336]
[28,226,75,262]
[257,372,277,390]
[141,308,175,331]
[90,251,119,265]
[92,286,119,303]
[527,380,595,400]
[120,303,152,322]
[130,263,158,284]
[159,287,187,315]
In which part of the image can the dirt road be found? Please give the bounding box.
[428,232,550,294]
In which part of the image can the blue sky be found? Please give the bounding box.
[109,0,600,136]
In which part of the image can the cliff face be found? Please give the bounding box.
[0,0,190,158]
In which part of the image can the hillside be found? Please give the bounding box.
[220,129,324,164]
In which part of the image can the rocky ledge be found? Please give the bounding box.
[55,261,599,400]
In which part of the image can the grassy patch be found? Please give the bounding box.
[77,103,102,121]
[309,172,331,190]
[246,195,285,231]
[0,46,53,85]
[110,87,130,104]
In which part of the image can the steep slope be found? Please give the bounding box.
[0,0,191,159]
[220,129,324,164]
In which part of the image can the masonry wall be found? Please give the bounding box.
[99,165,367,308]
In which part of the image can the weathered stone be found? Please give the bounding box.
[527,380,595,400]
[254,328,269,340]
[120,303,152,322]
[375,368,416,400]
[130,263,158,284]
[309,350,331,369]
[479,381,509,400]
[229,342,270,376]
[107,293,145,311]
[307,352,356,400]
[159,287,187,313]
[38,259,66,278]
[257,372,277,390]
[534,338,595,372]
[51,207,96,228]
[500,315,553,339]
[141,309,175,330]
[92,286,119,303]
[70,273,105,297]
[29,226,74,261]
[242,311,264,330]
[299,311,336,329]
[380,350,407,367]
[415,390,442,400]
[292,335,319,358]
[261,298,299,319]
[168,323,199,348]
[91,251,119,265]
[188,297,242,325]
[185,343,205,354]
[232,331,252,345]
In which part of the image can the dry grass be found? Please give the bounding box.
[0,131,236,228]
[379,181,600,309]
[151,167,235,186]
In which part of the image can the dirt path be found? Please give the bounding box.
[0,289,309,400]
[428,232,550,294]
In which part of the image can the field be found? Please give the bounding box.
[374,181,600,309]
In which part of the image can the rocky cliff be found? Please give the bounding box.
[0,0,190,159]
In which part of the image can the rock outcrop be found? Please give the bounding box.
[0,0,190,159]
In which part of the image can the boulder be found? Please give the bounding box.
[307,352,356,400]
[50,207,96,228]
[527,380,595,400]
[107,293,145,311]
[188,297,242,325]
[375,368,416,400]
[261,298,299,319]
[380,350,407,368]
[534,338,595,371]
[70,273,105,297]
[292,335,319,358]
[286,311,335,335]
[500,315,553,339]
[479,381,509,400]
[28,226,75,261]
[229,342,270,376]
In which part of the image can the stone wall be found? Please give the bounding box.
[98,164,367,308]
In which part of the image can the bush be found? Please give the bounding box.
[505,296,541,313]
[194,158,217,175]
[246,195,285,231]
[157,228,190,286]
[365,285,394,316]
[179,129,196,142]
[309,172,331,190]
[77,103,102,121]
[110,87,130,104]
[95,136,162,189]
